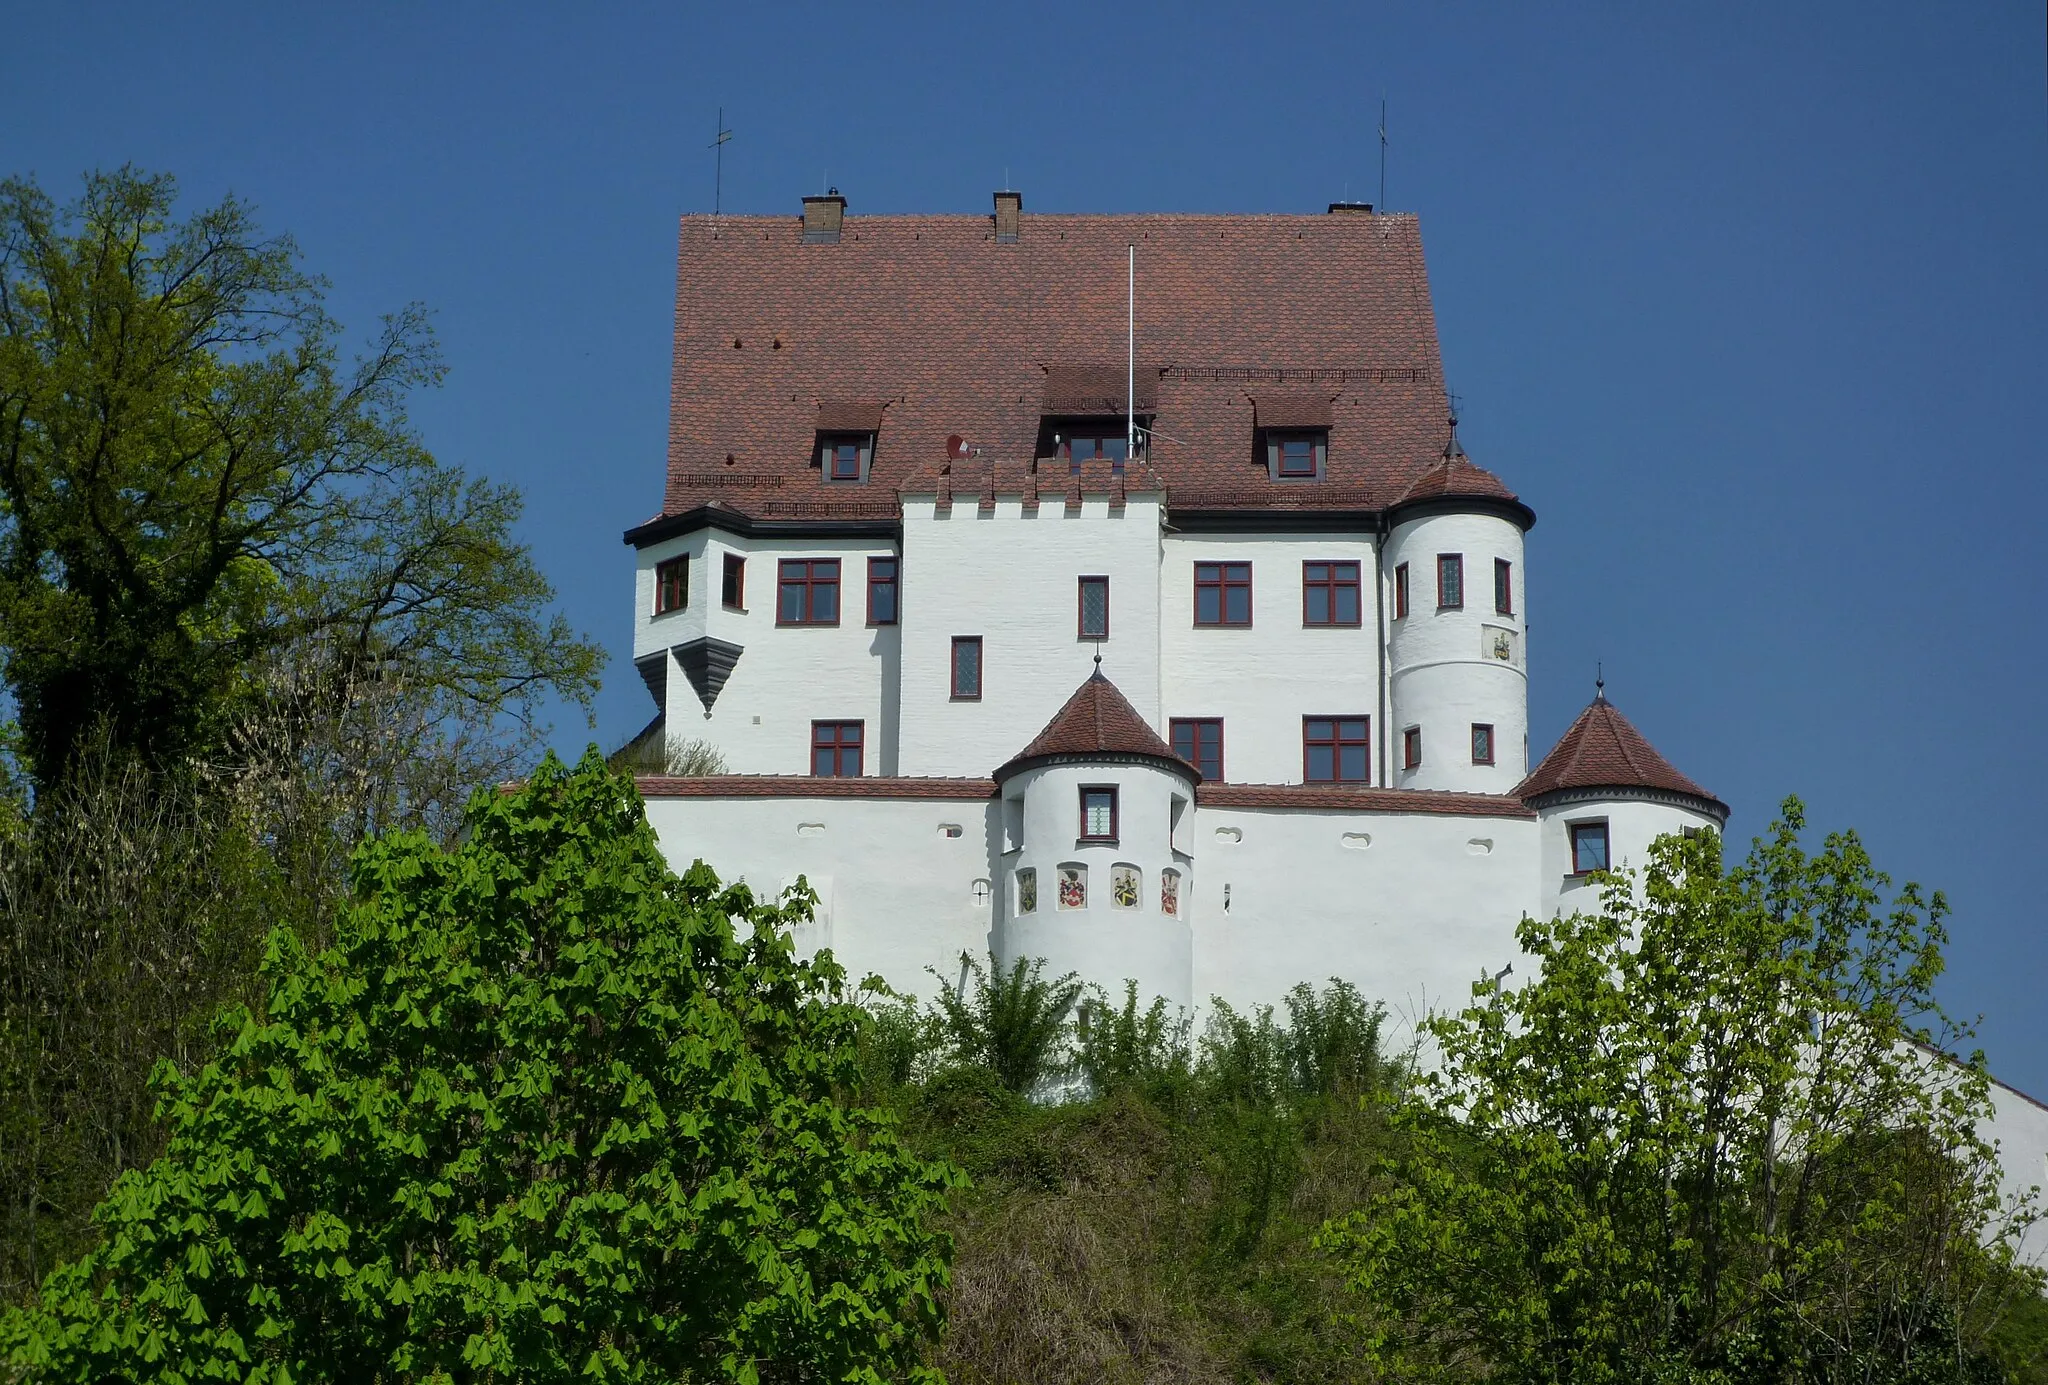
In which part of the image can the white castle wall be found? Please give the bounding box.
[1158,531,1384,785]
[1535,793,1725,921]
[1384,510,1529,794]
[898,495,1164,778]
[1984,1079,2048,1268]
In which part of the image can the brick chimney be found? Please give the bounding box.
[801,190,846,244]
[993,189,1022,243]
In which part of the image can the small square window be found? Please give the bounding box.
[820,432,872,482]
[1570,821,1610,875]
[1304,717,1370,783]
[1303,560,1362,627]
[1402,726,1422,771]
[1080,786,1118,843]
[654,555,688,616]
[1267,429,1327,479]
[1171,718,1224,781]
[951,635,982,700]
[721,554,745,609]
[811,721,863,777]
[778,559,840,625]
[1494,558,1513,616]
[1194,562,1252,626]
[867,556,898,625]
[1437,554,1463,610]
[1471,723,1495,765]
[1063,429,1130,470]
[1078,575,1110,639]
[1394,562,1409,620]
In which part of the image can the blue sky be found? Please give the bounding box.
[8,2,2045,1090]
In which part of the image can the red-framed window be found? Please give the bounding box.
[1304,717,1370,783]
[1194,561,1252,626]
[1437,554,1464,610]
[821,432,870,482]
[1078,575,1110,639]
[721,553,745,609]
[654,555,688,615]
[1271,429,1325,478]
[1570,820,1610,875]
[1471,723,1495,765]
[1170,718,1224,781]
[811,721,863,777]
[950,636,982,700]
[1079,785,1119,842]
[1494,558,1513,616]
[1394,562,1409,620]
[1403,726,1422,770]
[778,559,840,624]
[866,556,898,625]
[1302,560,1362,626]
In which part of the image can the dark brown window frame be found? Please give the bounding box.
[777,558,842,625]
[1302,559,1363,627]
[654,555,689,616]
[1402,725,1423,771]
[1494,558,1514,616]
[1269,428,1326,479]
[1170,717,1224,781]
[1437,553,1464,610]
[1569,820,1611,876]
[1193,561,1253,627]
[721,553,745,609]
[866,556,899,626]
[1303,716,1371,783]
[820,431,872,483]
[810,720,864,777]
[1079,784,1120,844]
[1077,574,1110,639]
[1394,562,1409,620]
[1471,722,1495,765]
[950,635,983,701]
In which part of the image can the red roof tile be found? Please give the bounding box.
[1514,697,1725,814]
[1198,783,1535,818]
[654,210,1463,525]
[1393,451,1521,508]
[996,670,1193,781]
[636,775,995,800]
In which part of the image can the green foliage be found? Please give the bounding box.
[929,952,1083,1097]
[1,751,963,1382]
[0,166,601,791]
[1076,981,1190,1097]
[1320,800,2035,1383]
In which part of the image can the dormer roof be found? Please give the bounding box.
[1515,694,1727,821]
[994,668,1197,785]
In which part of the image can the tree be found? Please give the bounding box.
[929,952,1083,1097]
[0,166,601,792]
[0,750,964,1382]
[1320,802,2039,1383]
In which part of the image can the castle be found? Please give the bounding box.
[620,191,2045,1239]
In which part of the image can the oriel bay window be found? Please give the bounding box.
[950,636,983,700]
[1194,561,1252,626]
[1170,718,1224,781]
[654,555,688,615]
[1302,560,1361,626]
[1078,575,1110,639]
[1079,786,1119,843]
[1303,717,1370,783]
[811,721,863,777]
[778,558,840,625]
[866,556,898,624]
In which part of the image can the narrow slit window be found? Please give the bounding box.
[1403,726,1422,771]
[950,636,982,700]
[654,555,689,615]
[1437,554,1464,610]
[721,553,745,609]
[1471,723,1495,765]
[1394,562,1409,620]
[1494,558,1513,616]
[1078,575,1110,639]
[1303,717,1370,783]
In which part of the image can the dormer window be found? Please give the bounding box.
[819,432,873,482]
[1269,430,1326,478]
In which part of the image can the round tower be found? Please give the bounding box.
[993,668,1198,1011]
[1516,685,1730,921]
[1384,450,1536,794]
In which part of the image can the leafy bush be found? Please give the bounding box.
[1076,980,1190,1097]
[1,751,962,1383]
[929,952,1083,1097]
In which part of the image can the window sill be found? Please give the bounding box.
[652,608,686,619]
[776,620,842,628]
[1302,622,1365,630]
[722,602,746,613]
[1437,605,1463,613]
[1077,837,1119,849]
[950,695,981,703]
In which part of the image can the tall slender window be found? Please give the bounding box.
[1170,718,1224,781]
[654,556,688,615]
[1077,575,1110,639]
[1403,726,1423,770]
[1302,560,1362,626]
[1303,717,1370,783]
[866,556,898,625]
[777,559,840,625]
[1437,554,1464,610]
[1471,723,1495,765]
[811,721,863,777]
[1394,562,1409,619]
[950,636,982,700]
[721,554,745,608]
[1194,562,1252,626]
[1494,558,1513,616]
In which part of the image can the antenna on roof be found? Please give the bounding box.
[1126,244,1137,468]
[709,108,733,216]
[1442,390,1466,460]
[1378,96,1388,211]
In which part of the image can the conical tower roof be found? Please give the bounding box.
[1387,449,1537,529]
[994,668,1197,784]
[1515,693,1727,820]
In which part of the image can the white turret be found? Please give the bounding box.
[994,668,1198,1011]
[1383,449,1534,794]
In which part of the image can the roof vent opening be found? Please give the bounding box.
[801,191,846,244]
[994,189,1022,243]
[1327,201,1375,215]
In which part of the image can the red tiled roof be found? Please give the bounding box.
[655,210,1461,524]
[996,670,1193,780]
[1514,697,1724,812]
[1393,451,1521,508]
[637,775,995,800]
[1198,783,1536,818]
